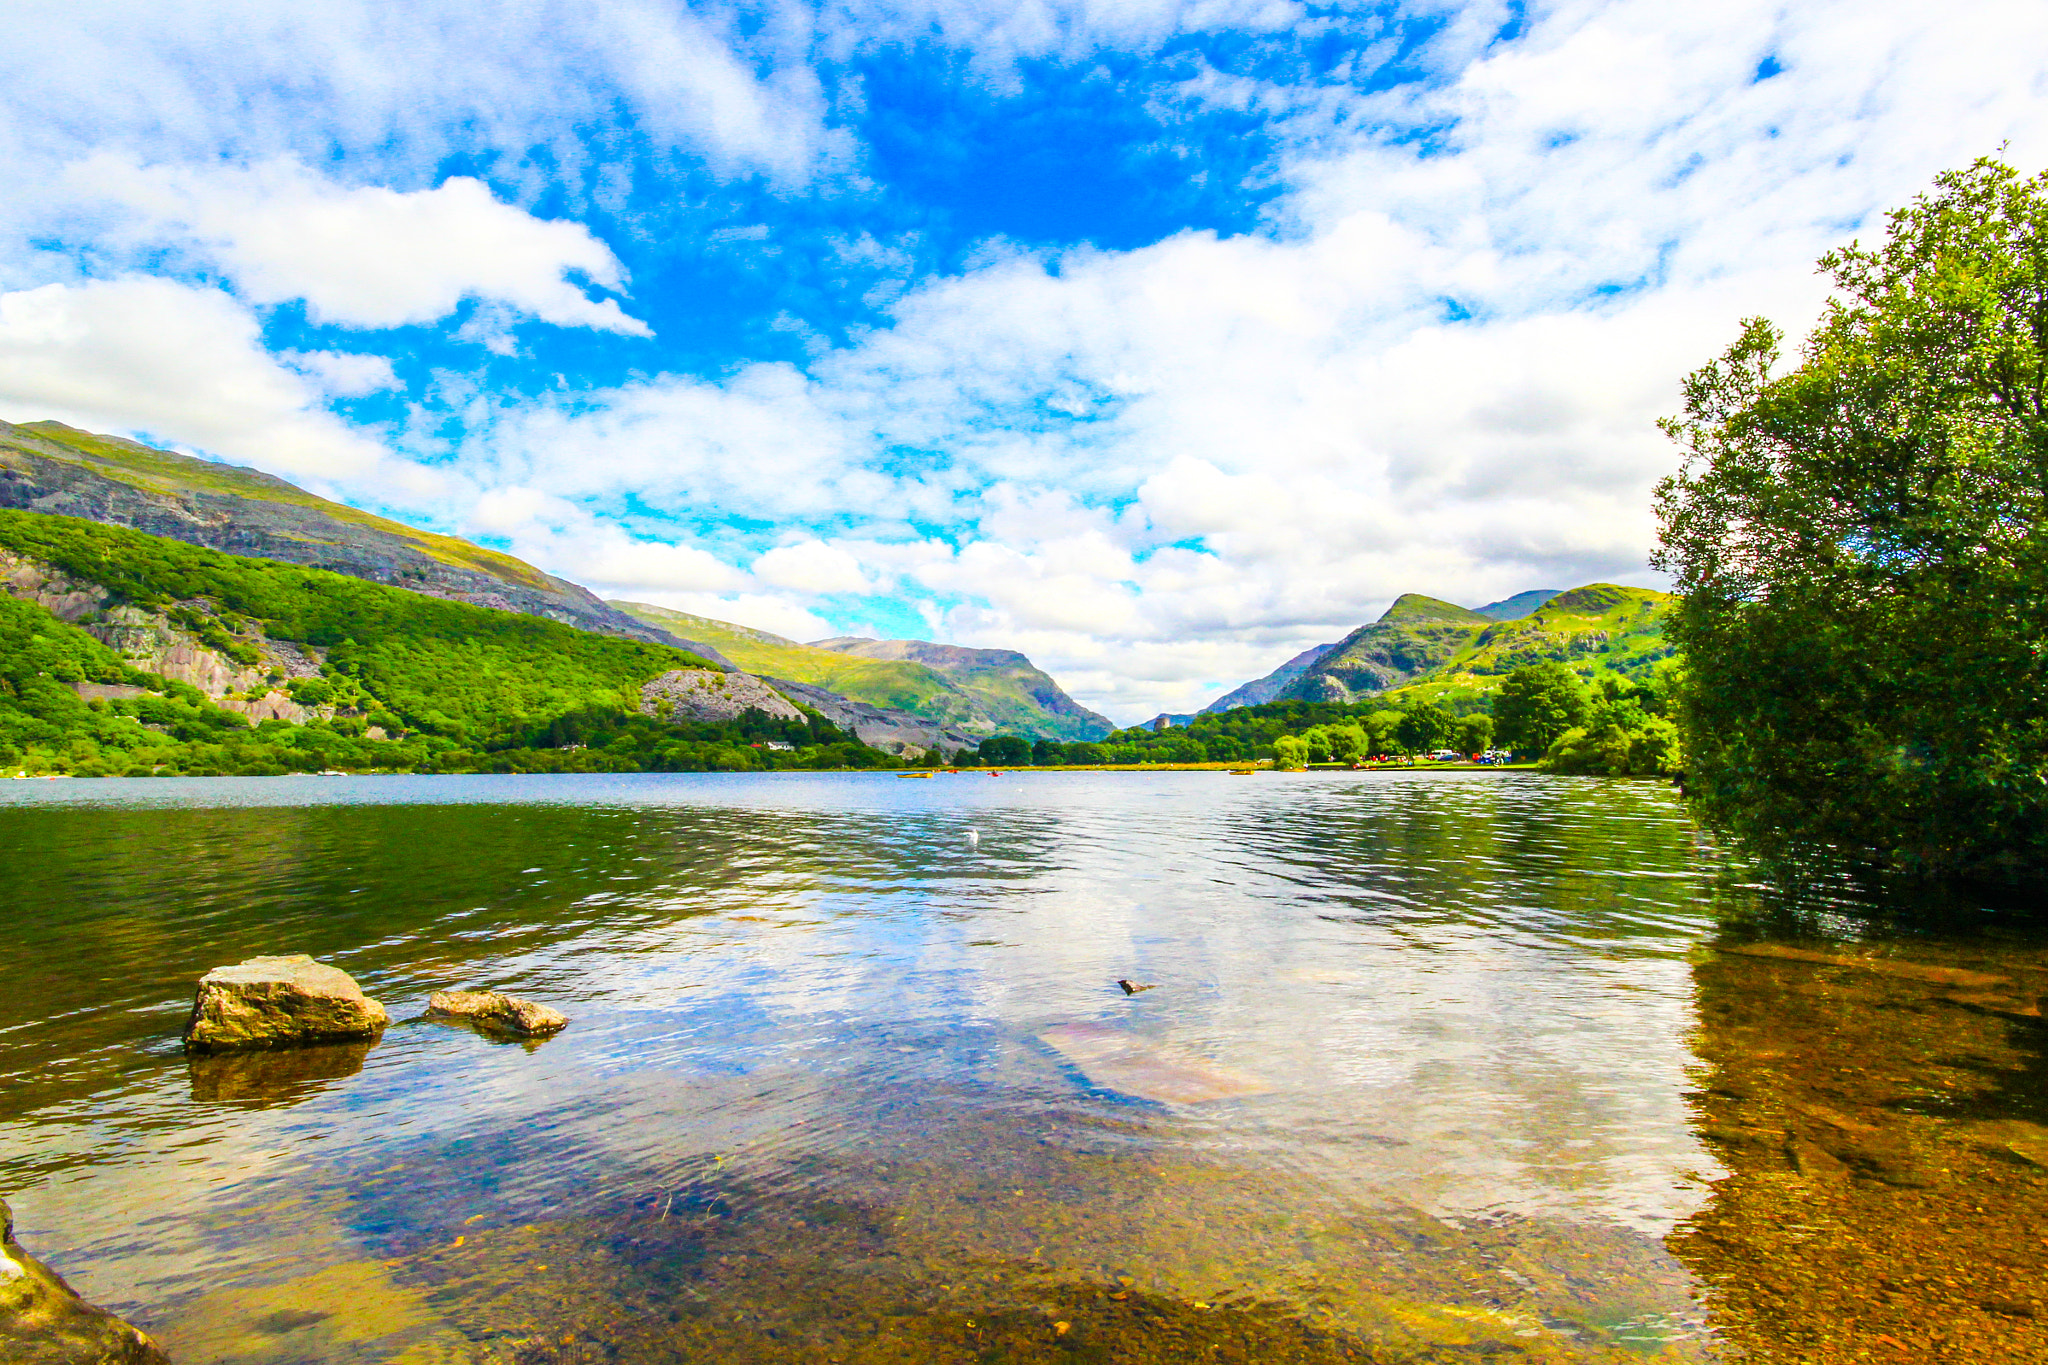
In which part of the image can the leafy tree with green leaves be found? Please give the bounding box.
[1391,702,1451,756]
[1655,157,2048,883]
[978,734,1032,766]
[1492,663,1591,757]
[1454,713,1494,755]
[1272,735,1310,770]
[1327,723,1368,761]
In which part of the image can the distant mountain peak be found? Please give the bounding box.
[1377,593,1490,624]
[1472,589,1561,621]
[614,607,1111,743]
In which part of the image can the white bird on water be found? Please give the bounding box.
[965,828,980,851]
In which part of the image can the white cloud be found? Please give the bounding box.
[278,349,399,397]
[0,0,839,213]
[84,160,650,334]
[5,0,2046,726]
[753,540,873,594]
[0,277,390,479]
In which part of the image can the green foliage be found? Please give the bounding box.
[1654,157,2048,883]
[1326,723,1368,761]
[1454,713,1494,755]
[1395,703,1454,755]
[1272,735,1309,770]
[978,734,1032,765]
[0,510,720,747]
[0,512,904,776]
[1492,663,1592,756]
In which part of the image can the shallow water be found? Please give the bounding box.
[2,770,2043,1362]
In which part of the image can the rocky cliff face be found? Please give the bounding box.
[0,420,735,667]
[639,670,806,725]
[764,676,979,757]
[0,546,343,725]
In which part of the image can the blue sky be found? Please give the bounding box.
[1,0,2044,720]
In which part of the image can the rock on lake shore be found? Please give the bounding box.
[0,1199,168,1365]
[184,955,388,1053]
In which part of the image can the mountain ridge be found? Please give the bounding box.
[0,418,737,666]
[613,605,1110,743]
[806,636,1113,741]
[1200,584,1666,714]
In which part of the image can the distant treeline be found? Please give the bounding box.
[956,664,1680,773]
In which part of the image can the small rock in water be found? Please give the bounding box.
[0,1198,170,1364]
[425,990,569,1038]
[1116,979,1156,995]
[184,955,389,1054]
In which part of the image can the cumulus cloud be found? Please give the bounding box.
[4,0,2046,724]
[83,160,650,334]
[0,277,390,479]
[278,348,400,397]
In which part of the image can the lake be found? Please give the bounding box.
[2,771,2043,1363]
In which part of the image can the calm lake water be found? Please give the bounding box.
[3,771,2045,1363]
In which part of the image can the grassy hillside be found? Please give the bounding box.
[7,421,550,587]
[1067,582,1680,766]
[1392,583,1678,709]
[807,637,1113,741]
[611,603,985,724]
[614,603,1112,741]
[0,512,896,776]
[1277,593,1493,702]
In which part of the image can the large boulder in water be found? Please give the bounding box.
[425,990,568,1038]
[0,1199,169,1364]
[183,955,388,1053]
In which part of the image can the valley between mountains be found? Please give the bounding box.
[0,418,1674,775]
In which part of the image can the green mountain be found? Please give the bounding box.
[0,419,731,663]
[614,604,1112,742]
[0,511,898,777]
[1198,641,1339,715]
[1473,588,1562,621]
[1277,594,1493,703]
[806,636,1113,741]
[1205,589,1564,715]
[1204,584,1675,712]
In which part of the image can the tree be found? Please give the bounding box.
[1272,735,1309,770]
[1492,664,1589,756]
[1301,726,1333,762]
[1327,723,1368,761]
[978,735,1031,766]
[1395,703,1453,756]
[1454,713,1494,755]
[1654,157,2048,883]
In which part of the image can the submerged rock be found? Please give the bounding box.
[425,990,568,1038]
[0,1199,169,1365]
[184,955,389,1054]
[1037,1022,1269,1104]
